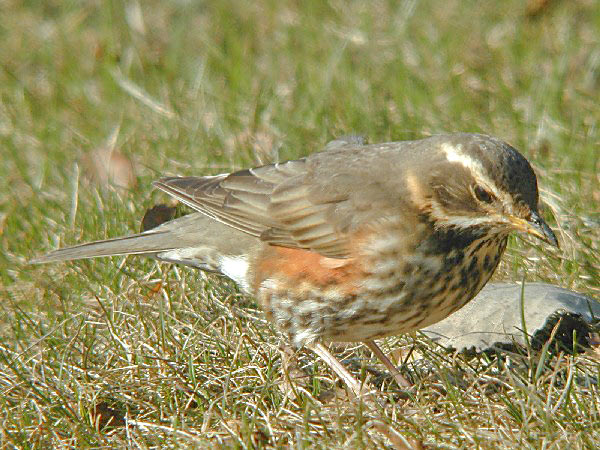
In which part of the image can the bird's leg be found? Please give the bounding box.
[307,342,372,399]
[307,342,419,448]
[364,340,413,388]
[278,343,310,399]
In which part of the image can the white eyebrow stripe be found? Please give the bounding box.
[441,143,511,207]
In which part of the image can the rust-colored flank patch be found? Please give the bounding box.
[256,247,362,293]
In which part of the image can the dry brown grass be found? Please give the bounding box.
[1,0,598,447]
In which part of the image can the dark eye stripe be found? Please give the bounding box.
[474,185,494,203]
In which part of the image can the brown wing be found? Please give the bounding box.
[153,172,277,237]
[153,140,421,258]
[153,157,353,257]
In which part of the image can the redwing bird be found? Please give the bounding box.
[32,133,558,396]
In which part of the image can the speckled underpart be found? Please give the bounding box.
[254,217,508,346]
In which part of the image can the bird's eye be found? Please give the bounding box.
[474,185,494,203]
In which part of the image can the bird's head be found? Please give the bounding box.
[414,134,558,247]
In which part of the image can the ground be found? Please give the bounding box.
[0,0,599,448]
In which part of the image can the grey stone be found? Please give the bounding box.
[422,283,600,353]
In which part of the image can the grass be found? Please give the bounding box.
[1,0,599,447]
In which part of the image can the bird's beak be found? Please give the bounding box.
[508,212,559,248]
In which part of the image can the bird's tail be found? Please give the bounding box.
[30,213,257,276]
[30,231,177,263]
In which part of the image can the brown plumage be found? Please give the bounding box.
[32,133,558,396]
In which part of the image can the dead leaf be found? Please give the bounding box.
[83,146,136,190]
[140,203,177,232]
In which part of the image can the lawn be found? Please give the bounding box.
[1,0,599,447]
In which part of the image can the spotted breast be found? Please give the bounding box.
[251,214,509,346]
